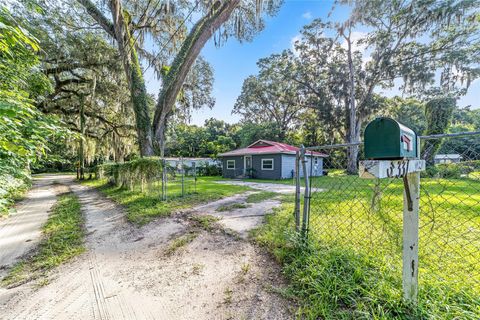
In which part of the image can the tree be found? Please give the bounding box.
[0,7,63,167]
[77,0,282,156]
[385,97,426,134]
[234,52,306,141]
[422,97,457,166]
[234,122,283,147]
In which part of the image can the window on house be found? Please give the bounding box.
[261,158,274,170]
[226,160,235,170]
[314,157,318,164]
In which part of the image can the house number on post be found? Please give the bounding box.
[359,117,425,304]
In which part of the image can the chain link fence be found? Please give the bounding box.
[295,131,480,305]
[94,158,220,200]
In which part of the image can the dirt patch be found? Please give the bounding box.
[190,192,282,238]
[0,178,293,319]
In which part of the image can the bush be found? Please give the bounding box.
[197,163,222,176]
[94,158,164,188]
[423,160,480,179]
[0,162,30,215]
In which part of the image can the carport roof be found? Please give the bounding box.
[218,140,327,157]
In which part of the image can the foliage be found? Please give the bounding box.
[0,6,66,213]
[2,192,85,287]
[385,97,426,134]
[166,118,236,157]
[0,6,64,162]
[234,52,305,140]
[423,97,457,165]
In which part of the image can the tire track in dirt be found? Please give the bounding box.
[1,178,293,319]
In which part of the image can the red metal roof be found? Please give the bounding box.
[218,140,327,157]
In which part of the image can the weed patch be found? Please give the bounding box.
[190,214,220,231]
[245,191,278,203]
[165,232,198,255]
[216,203,250,212]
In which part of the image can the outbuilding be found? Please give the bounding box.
[218,140,326,179]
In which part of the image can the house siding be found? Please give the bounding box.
[222,156,244,178]
[281,155,296,179]
[221,154,324,179]
[281,154,324,178]
[251,154,283,179]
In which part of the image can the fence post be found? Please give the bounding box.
[162,159,167,201]
[181,157,185,197]
[300,146,310,237]
[402,171,420,303]
[294,150,301,232]
[193,162,197,193]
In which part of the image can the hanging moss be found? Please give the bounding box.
[422,97,456,166]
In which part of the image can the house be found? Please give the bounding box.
[218,140,326,179]
[164,157,220,168]
[434,154,462,164]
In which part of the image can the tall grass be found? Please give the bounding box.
[253,174,480,319]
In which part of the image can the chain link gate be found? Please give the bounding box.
[294,131,480,305]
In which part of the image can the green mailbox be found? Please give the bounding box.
[364,117,418,160]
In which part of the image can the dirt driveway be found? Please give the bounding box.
[0,174,73,279]
[0,177,293,319]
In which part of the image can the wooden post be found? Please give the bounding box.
[294,151,301,232]
[402,171,420,303]
[301,146,310,236]
[162,159,167,201]
[193,162,197,193]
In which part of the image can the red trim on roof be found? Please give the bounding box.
[218,140,327,157]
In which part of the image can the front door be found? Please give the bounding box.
[244,156,252,177]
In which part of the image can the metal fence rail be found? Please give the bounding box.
[295,132,480,304]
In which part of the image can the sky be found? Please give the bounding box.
[145,0,479,126]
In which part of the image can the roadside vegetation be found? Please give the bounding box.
[2,192,85,288]
[82,177,250,225]
[253,173,480,319]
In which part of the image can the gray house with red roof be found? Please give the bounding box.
[218,140,326,179]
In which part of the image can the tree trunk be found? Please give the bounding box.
[153,0,240,155]
[108,0,154,156]
[79,95,85,180]
[78,0,154,156]
[345,25,359,174]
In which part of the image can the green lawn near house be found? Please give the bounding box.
[252,173,480,319]
[82,177,250,225]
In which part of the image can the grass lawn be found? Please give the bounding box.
[82,176,250,225]
[253,172,480,319]
[2,192,85,288]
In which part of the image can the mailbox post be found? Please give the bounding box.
[359,117,424,304]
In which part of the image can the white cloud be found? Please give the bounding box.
[302,11,312,20]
